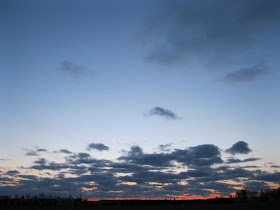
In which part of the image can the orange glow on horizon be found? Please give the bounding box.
[86,194,230,201]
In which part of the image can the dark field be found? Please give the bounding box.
[1,200,280,210]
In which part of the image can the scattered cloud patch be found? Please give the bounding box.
[2,142,279,198]
[87,143,109,151]
[220,63,269,84]
[226,141,252,155]
[148,107,179,120]
[119,144,222,168]
[59,149,72,154]
[5,170,20,176]
[226,157,261,164]
[139,0,279,82]
[25,151,39,156]
[57,60,95,78]
[271,165,280,168]
[35,147,48,152]
[158,144,172,152]
[34,158,47,165]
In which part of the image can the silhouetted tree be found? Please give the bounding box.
[236,189,248,199]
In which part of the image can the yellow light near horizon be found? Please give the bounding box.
[115,172,133,177]
[203,188,216,193]
[81,187,97,192]
[108,190,123,193]
[118,181,137,185]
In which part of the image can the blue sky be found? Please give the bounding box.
[1,0,280,199]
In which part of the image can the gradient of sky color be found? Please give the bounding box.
[1,0,280,199]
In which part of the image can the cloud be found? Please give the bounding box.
[119,145,173,167]
[87,143,110,151]
[139,0,279,81]
[147,107,179,120]
[25,151,39,156]
[220,63,269,84]
[158,144,172,152]
[256,172,280,182]
[35,147,48,153]
[171,144,223,168]
[31,162,72,171]
[23,147,47,156]
[59,149,72,154]
[226,157,261,164]
[34,158,47,165]
[57,60,95,78]
[58,61,84,76]
[226,141,252,155]
[18,175,38,180]
[270,165,280,168]
[119,144,222,168]
[2,142,278,199]
[244,181,270,191]
[5,170,20,176]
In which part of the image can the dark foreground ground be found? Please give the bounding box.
[1,200,280,210]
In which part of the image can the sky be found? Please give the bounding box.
[1,0,280,199]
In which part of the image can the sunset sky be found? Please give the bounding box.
[1,0,280,199]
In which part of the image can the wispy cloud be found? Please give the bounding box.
[226,157,261,164]
[139,0,279,81]
[57,60,95,78]
[147,107,180,120]
[24,147,47,156]
[25,151,39,156]
[220,63,269,84]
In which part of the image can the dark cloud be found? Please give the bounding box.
[226,157,261,164]
[31,162,71,171]
[244,181,270,191]
[220,63,269,84]
[119,144,222,168]
[25,148,47,156]
[119,145,173,167]
[226,141,252,155]
[256,172,280,182]
[59,149,72,154]
[180,169,211,178]
[202,181,236,194]
[77,152,90,158]
[2,142,278,199]
[140,0,279,81]
[270,165,280,168]
[34,158,47,165]
[148,107,179,120]
[35,147,48,153]
[171,144,223,168]
[18,175,38,180]
[158,144,172,152]
[87,143,109,151]
[65,152,111,168]
[5,170,20,176]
